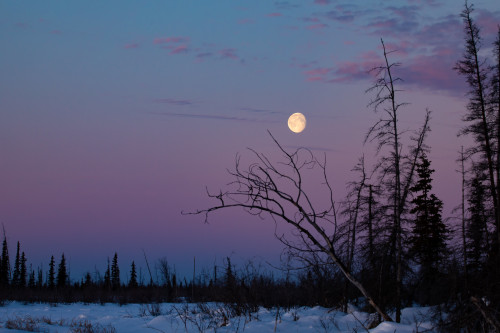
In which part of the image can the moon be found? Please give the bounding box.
[288,113,306,133]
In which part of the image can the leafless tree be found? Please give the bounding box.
[187,131,393,322]
[365,39,431,322]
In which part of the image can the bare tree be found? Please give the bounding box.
[365,39,431,322]
[187,132,393,321]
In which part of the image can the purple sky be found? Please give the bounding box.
[1,0,499,281]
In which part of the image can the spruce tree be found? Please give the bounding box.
[56,254,68,287]
[466,172,489,272]
[129,261,138,288]
[409,154,448,270]
[409,154,449,304]
[48,256,55,288]
[20,252,27,288]
[111,253,120,289]
[0,236,10,286]
[12,241,20,287]
[104,258,111,289]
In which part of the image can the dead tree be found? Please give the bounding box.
[365,39,431,322]
[187,131,393,322]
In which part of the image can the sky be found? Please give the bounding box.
[1,0,499,282]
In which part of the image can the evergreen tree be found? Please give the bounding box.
[56,254,67,287]
[409,154,449,269]
[12,241,20,287]
[409,154,449,304]
[466,171,489,271]
[48,256,55,288]
[111,253,120,289]
[104,258,111,289]
[0,235,10,286]
[20,252,27,287]
[129,261,138,288]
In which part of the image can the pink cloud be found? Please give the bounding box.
[314,0,331,5]
[305,68,332,76]
[171,45,188,54]
[267,13,282,17]
[124,43,139,49]
[154,36,189,44]
[476,9,500,35]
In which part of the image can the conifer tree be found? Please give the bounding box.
[129,261,138,288]
[466,171,489,272]
[104,258,111,289]
[48,256,55,288]
[0,235,10,286]
[409,154,448,270]
[12,241,20,287]
[20,252,27,288]
[111,253,120,289]
[56,254,67,287]
[454,2,500,248]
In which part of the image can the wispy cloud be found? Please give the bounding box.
[240,107,281,115]
[170,45,189,54]
[267,12,283,17]
[154,99,195,106]
[150,112,277,123]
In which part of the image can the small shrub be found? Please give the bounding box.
[5,316,41,332]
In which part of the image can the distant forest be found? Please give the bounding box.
[1,3,499,332]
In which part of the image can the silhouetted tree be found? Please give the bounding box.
[0,234,10,286]
[190,131,393,321]
[454,2,500,249]
[111,253,120,289]
[366,39,431,321]
[104,258,111,289]
[409,154,449,304]
[129,261,138,288]
[20,252,27,288]
[56,254,67,287]
[48,256,55,289]
[12,241,21,287]
[409,154,448,268]
[466,170,489,272]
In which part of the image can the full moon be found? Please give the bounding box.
[288,113,306,133]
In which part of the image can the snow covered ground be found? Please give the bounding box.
[0,301,436,332]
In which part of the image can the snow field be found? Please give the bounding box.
[0,302,436,332]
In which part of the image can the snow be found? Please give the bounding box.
[0,301,437,332]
